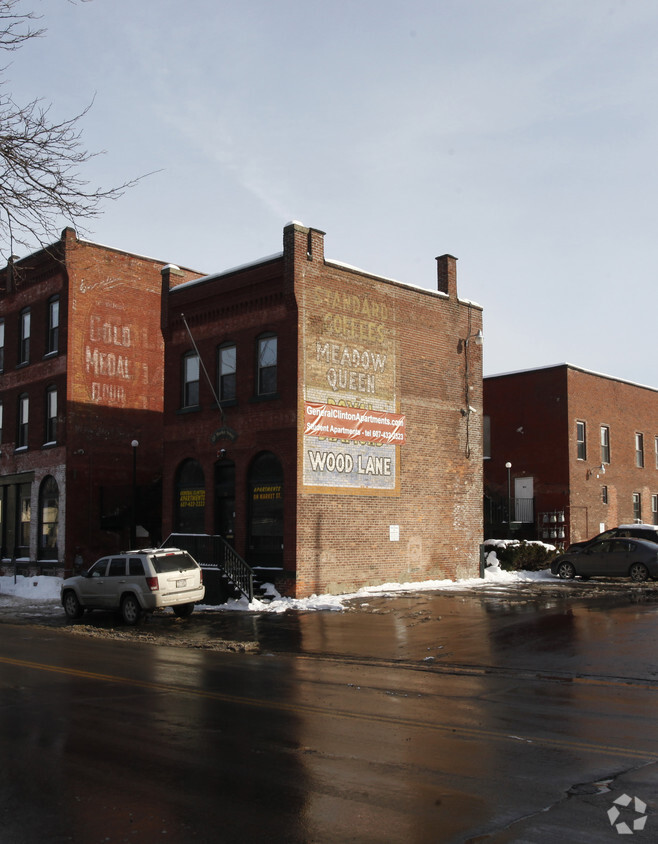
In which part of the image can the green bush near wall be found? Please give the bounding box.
[484,540,559,572]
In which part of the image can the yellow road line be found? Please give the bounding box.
[2,653,656,763]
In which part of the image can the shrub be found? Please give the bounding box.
[484,540,558,572]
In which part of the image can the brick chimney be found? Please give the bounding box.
[160,264,185,332]
[436,254,457,298]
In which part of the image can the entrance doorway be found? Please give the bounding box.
[214,460,235,544]
[247,451,283,567]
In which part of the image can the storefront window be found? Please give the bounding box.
[175,459,205,533]
[39,476,59,557]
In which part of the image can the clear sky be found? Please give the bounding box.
[9,0,658,385]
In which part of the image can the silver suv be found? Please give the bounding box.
[61,547,205,625]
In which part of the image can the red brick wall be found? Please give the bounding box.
[0,230,203,570]
[484,367,570,505]
[567,367,658,541]
[161,224,484,597]
[293,225,483,595]
[484,365,658,545]
[63,232,202,563]
[160,256,299,570]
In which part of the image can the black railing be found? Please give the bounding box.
[484,496,535,528]
[161,533,254,601]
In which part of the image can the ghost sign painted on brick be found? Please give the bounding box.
[301,283,402,493]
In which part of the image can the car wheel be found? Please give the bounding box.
[63,590,84,620]
[173,603,195,618]
[121,594,142,625]
[629,563,649,583]
[557,561,576,580]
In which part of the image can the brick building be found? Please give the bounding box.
[0,229,200,573]
[484,364,658,546]
[161,222,483,597]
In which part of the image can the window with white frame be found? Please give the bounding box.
[652,494,658,526]
[17,393,29,448]
[45,386,57,443]
[576,421,586,460]
[18,308,30,365]
[257,334,277,395]
[0,318,4,372]
[217,343,236,402]
[182,352,200,408]
[633,492,642,523]
[600,426,610,464]
[47,296,59,355]
[636,432,645,468]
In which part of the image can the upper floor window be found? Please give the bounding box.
[47,296,59,355]
[18,308,30,365]
[655,436,658,470]
[576,421,586,460]
[600,426,610,464]
[602,485,608,505]
[45,386,57,443]
[0,318,4,372]
[17,393,29,448]
[636,432,645,468]
[182,352,200,408]
[257,334,277,396]
[218,343,237,402]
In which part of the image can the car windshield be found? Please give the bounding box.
[150,552,197,573]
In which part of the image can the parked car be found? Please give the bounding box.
[567,524,658,552]
[61,547,205,624]
[551,537,658,582]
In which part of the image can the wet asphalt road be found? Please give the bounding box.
[1,578,658,843]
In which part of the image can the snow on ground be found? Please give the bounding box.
[0,559,555,615]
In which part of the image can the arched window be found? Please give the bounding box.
[38,475,59,558]
[174,459,205,533]
[247,451,283,565]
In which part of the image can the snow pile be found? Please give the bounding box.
[0,574,61,601]
[0,564,555,615]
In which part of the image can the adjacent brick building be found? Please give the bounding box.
[484,364,658,546]
[0,229,200,573]
[161,222,483,597]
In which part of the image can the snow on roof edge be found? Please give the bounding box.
[75,236,202,274]
[485,362,658,393]
[170,252,284,292]
[326,258,483,308]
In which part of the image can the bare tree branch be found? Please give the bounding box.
[0,0,146,260]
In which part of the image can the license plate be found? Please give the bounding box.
[176,579,187,588]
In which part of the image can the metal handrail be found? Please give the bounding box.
[161,533,254,601]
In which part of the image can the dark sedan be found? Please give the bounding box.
[551,537,658,582]
[567,523,658,552]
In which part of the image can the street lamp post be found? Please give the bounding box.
[131,440,139,549]
[505,462,512,538]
